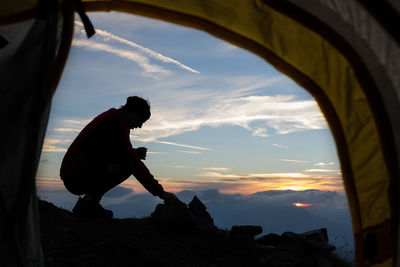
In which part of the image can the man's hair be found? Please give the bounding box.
[123,96,151,121]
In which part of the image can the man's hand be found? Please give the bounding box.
[159,191,179,204]
[135,147,147,160]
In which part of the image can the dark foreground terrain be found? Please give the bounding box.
[38,199,352,267]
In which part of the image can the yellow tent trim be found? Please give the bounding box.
[373,258,393,267]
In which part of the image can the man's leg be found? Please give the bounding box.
[72,162,131,218]
[85,162,131,199]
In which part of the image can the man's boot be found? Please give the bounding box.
[73,195,113,218]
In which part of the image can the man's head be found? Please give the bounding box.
[122,96,151,129]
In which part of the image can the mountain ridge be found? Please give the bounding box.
[38,198,352,267]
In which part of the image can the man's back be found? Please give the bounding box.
[60,108,132,177]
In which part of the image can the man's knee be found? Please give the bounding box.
[62,176,86,195]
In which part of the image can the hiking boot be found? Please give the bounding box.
[73,197,113,218]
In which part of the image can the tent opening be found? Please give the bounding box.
[36,11,354,263]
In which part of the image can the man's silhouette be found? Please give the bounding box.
[60,96,177,218]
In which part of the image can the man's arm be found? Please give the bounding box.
[117,110,176,199]
[134,147,147,160]
[129,149,164,196]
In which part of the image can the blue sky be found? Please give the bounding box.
[37,11,343,194]
[36,11,353,258]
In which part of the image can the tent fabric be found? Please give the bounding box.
[1,0,399,266]
[261,1,400,265]
[0,0,73,266]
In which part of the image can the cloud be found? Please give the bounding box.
[131,91,327,143]
[158,170,344,194]
[54,127,80,133]
[304,169,341,174]
[217,42,239,53]
[135,86,327,142]
[177,150,202,154]
[171,165,195,169]
[252,127,270,137]
[44,138,71,145]
[202,167,230,172]
[41,138,71,152]
[147,151,173,155]
[279,159,311,163]
[74,21,200,74]
[198,172,312,179]
[42,145,67,153]
[272,144,289,149]
[72,39,170,79]
[153,140,213,151]
[48,74,328,146]
[314,162,335,166]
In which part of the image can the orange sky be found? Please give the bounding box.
[37,171,345,195]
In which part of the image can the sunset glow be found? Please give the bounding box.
[292,203,312,207]
[36,12,345,200]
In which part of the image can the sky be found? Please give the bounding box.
[35,12,353,259]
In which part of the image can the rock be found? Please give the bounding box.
[151,196,217,233]
[300,228,336,254]
[315,254,333,267]
[257,233,281,246]
[230,225,263,241]
[255,230,337,267]
[273,232,305,265]
[188,195,215,227]
[151,200,187,223]
[300,228,329,243]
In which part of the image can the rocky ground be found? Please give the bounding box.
[38,197,352,267]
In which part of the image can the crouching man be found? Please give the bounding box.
[60,96,177,218]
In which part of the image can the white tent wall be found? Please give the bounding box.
[0,0,64,265]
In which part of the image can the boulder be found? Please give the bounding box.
[257,233,281,246]
[300,228,336,254]
[255,229,337,267]
[230,225,263,241]
[151,196,217,233]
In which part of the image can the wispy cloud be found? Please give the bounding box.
[154,141,213,151]
[202,167,230,172]
[54,127,81,133]
[48,75,327,148]
[172,165,194,169]
[158,173,344,194]
[74,21,199,74]
[42,145,67,153]
[73,39,170,79]
[199,172,312,179]
[42,139,70,152]
[177,150,202,154]
[217,42,238,53]
[167,169,343,193]
[252,128,269,137]
[314,162,335,166]
[279,159,311,163]
[132,87,327,142]
[272,144,289,149]
[304,169,341,174]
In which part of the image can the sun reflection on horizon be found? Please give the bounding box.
[292,202,312,207]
